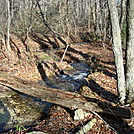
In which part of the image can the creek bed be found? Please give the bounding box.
[0,42,92,132]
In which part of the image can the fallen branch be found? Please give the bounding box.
[0,73,131,119]
[60,44,70,63]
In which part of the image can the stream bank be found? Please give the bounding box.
[0,37,133,134]
[0,43,92,132]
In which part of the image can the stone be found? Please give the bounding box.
[74,109,90,120]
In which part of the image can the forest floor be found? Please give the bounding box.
[0,34,134,134]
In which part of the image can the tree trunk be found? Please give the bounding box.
[119,0,126,29]
[6,0,11,55]
[107,0,126,103]
[126,0,134,103]
[0,73,131,119]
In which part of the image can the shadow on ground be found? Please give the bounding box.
[87,79,118,103]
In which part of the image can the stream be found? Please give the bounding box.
[0,43,92,132]
[38,61,91,91]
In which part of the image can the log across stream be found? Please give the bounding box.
[0,73,132,119]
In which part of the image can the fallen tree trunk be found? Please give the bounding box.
[0,73,131,119]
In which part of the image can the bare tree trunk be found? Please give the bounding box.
[11,0,14,18]
[6,0,11,55]
[95,0,101,37]
[119,0,126,29]
[107,0,126,103]
[87,0,91,32]
[100,0,109,44]
[126,0,134,103]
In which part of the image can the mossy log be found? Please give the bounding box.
[0,73,131,119]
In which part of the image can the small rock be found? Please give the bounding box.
[75,118,97,134]
[74,109,90,120]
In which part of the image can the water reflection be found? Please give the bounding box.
[0,101,11,132]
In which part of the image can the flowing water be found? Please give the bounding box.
[0,43,92,132]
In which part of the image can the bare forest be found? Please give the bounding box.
[0,0,134,134]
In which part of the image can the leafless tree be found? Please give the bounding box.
[4,0,12,59]
[107,0,126,103]
[125,0,134,103]
[108,0,134,104]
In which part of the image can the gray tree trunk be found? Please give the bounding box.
[126,0,134,103]
[6,0,11,53]
[119,0,126,29]
[107,0,126,103]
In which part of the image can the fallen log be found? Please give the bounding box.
[0,73,131,119]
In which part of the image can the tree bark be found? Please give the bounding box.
[119,0,126,29]
[6,0,11,55]
[107,0,126,103]
[126,0,134,103]
[0,73,131,119]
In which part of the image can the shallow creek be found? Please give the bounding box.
[0,44,92,132]
[39,62,91,91]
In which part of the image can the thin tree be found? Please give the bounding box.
[6,0,11,56]
[126,0,134,103]
[107,0,126,103]
[119,0,126,29]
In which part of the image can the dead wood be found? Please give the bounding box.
[0,73,131,119]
